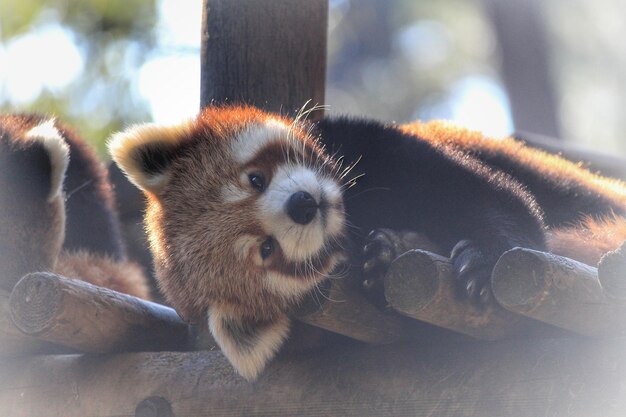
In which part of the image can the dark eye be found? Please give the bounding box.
[260,237,275,259]
[248,173,266,191]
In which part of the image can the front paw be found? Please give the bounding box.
[362,229,397,294]
[450,240,494,305]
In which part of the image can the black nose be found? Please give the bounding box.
[286,191,318,225]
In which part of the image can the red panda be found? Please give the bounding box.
[0,114,149,298]
[401,120,626,266]
[109,105,626,380]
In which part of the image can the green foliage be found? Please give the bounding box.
[0,0,157,158]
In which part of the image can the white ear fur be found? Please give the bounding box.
[208,306,290,381]
[25,119,69,202]
[107,120,194,194]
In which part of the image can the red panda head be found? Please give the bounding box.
[109,106,346,380]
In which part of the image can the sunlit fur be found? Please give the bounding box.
[401,120,626,265]
[108,120,196,194]
[548,215,626,266]
[109,106,346,380]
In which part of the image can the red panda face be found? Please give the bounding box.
[109,106,346,380]
[223,118,345,298]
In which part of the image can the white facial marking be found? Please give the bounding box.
[231,119,345,269]
[259,164,326,262]
[231,119,291,166]
[263,271,315,298]
[319,177,345,238]
[262,254,341,298]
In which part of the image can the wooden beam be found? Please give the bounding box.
[492,248,626,337]
[4,337,626,416]
[9,272,197,353]
[294,280,405,344]
[200,0,328,119]
[384,250,556,340]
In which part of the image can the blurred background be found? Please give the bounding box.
[1,0,626,158]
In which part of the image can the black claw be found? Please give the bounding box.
[361,229,400,299]
[363,242,377,256]
[450,239,472,259]
[450,239,498,305]
[363,259,376,274]
[366,229,379,239]
[479,285,491,304]
[457,261,471,277]
[362,278,374,290]
[465,278,477,298]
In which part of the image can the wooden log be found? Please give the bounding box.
[598,241,626,300]
[384,250,554,340]
[201,0,328,119]
[9,272,196,353]
[293,279,405,344]
[0,289,69,357]
[492,248,626,337]
[5,337,626,416]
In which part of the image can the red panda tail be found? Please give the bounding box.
[547,214,626,266]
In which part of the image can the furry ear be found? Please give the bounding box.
[25,119,69,202]
[108,120,194,194]
[208,306,290,381]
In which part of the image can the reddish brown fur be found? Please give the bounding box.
[548,215,626,266]
[54,250,150,299]
[140,106,337,323]
[146,108,291,322]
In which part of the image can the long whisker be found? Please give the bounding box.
[64,179,94,201]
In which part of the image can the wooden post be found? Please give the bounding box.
[492,248,626,337]
[201,0,328,119]
[486,0,560,137]
[384,250,556,340]
[9,272,197,353]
